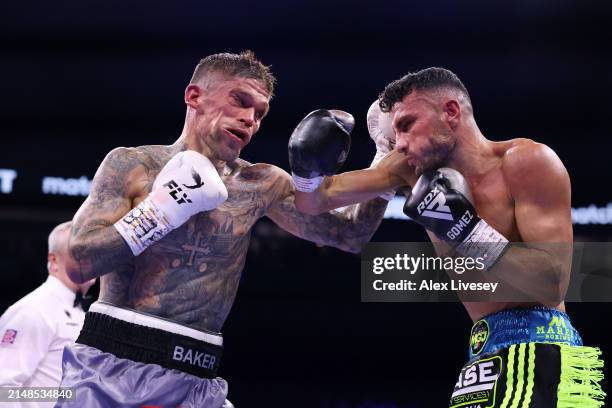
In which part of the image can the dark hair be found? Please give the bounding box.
[379,67,471,113]
[190,50,276,97]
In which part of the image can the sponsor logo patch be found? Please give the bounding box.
[417,187,453,221]
[1,329,18,345]
[450,356,501,408]
[535,315,575,343]
[470,319,489,356]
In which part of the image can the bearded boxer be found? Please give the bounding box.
[56,51,390,408]
[293,68,605,407]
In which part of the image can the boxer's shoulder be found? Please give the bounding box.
[502,139,563,173]
[499,139,568,194]
[225,161,291,207]
[98,145,164,174]
[229,159,288,185]
[97,145,174,198]
[490,137,535,155]
[131,144,176,169]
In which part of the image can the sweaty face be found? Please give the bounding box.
[391,92,456,175]
[195,76,270,161]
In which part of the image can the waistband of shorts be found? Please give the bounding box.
[88,301,223,345]
[468,306,583,361]
[77,301,223,379]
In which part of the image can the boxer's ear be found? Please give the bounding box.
[184,84,203,108]
[442,99,461,130]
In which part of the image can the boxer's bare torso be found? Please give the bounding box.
[100,144,270,332]
[71,143,388,332]
[392,137,571,321]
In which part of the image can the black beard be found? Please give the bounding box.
[418,132,456,173]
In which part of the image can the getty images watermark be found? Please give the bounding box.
[361,242,612,302]
[371,252,497,293]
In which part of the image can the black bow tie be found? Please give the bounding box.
[74,292,94,312]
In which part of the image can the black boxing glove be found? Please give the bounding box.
[288,109,353,192]
[403,167,508,269]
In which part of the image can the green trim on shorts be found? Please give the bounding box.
[499,343,605,408]
[557,345,606,408]
[500,344,532,408]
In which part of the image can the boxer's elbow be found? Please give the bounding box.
[65,261,86,284]
[66,240,89,284]
[337,234,370,254]
[345,242,365,254]
[539,268,565,305]
[66,268,86,284]
[538,248,568,287]
[547,258,567,293]
[326,241,361,255]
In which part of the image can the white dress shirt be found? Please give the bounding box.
[0,276,86,407]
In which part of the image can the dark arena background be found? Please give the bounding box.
[1,1,611,406]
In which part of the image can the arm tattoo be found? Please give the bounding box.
[266,169,389,253]
[69,147,141,282]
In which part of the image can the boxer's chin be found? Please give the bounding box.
[215,144,241,162]
[421,138,455,172]
[416,154,445,175]
[225,148,241,162]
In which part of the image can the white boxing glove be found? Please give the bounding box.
[367,99,397,200]
[114,150,228,255]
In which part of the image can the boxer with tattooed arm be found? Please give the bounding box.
[55,51,391,408]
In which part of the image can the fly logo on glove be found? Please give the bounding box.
[163,169,207,204]
[417,187,453,221]
[164,180,193,205]
[183,169,206,190]
[114,151,228,256]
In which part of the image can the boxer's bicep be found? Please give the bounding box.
[506,143,572,243]
[504,144,573,293]
[73,147,136,230]
[68,148,138,282]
